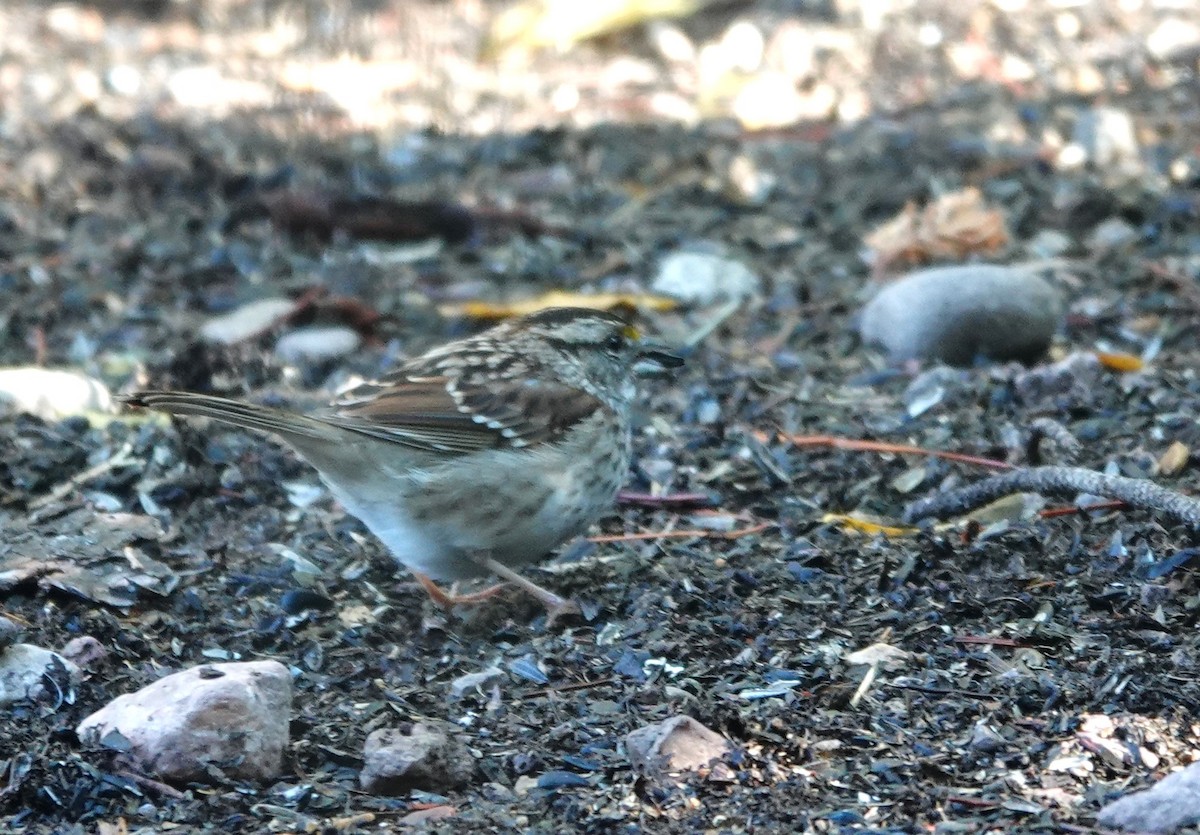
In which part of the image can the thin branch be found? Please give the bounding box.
[758,432,1013,471]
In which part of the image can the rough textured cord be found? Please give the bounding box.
[904,465,1200,529]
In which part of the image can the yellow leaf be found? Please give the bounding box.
[485,0,701,55]
[441,290,678,321]
[1095,351,1144,372]
[822,513,916,538]
[1159,440,1190,476]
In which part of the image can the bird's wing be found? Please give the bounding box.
[324,359,603,454]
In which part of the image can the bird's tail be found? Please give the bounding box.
[120,390,335,442]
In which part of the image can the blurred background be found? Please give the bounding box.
[3,0,1197,142]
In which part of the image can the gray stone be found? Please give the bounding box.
[1097,760,1200,833]
[858,265,1063,365]
[360,721,476,795]
[77,660,292,783]
[625,715,732,775]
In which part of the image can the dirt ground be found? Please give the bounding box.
[3,0,1200,832]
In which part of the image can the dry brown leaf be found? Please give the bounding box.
[864,187,1010,271]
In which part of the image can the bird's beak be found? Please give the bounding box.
[634,339,684,375]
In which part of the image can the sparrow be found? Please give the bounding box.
[122,307,681,622]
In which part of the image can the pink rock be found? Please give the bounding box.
[625,716,732,775]
[77,660,292,783]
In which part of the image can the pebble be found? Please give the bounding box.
[1012,351,1102,406]
[653,247,760,305]
[1147,17,1200,61]
[1087,217,1139,253]
[1069,106,1142,181]
[274,326,362,364]
[449,666,505,699]
[624,716,732,776]
[0,643,81,707]
[857,265,1063,365]
[359,721,476,795]
[1097,760,1200,833]
[731,72,810,130]
[199,298,295,344]
[0,368,113,420]
[1024,229,1073,259]
[76,660,292,783]
[60,636,107,670]
[967,720,1007,754]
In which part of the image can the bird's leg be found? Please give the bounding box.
[411,572,510,612]
[468,553,581,626]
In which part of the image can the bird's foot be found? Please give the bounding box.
[468,554,581,627]
[411,572,511,613]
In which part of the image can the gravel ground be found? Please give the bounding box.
[2,1,1200,832]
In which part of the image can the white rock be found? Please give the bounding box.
[1098,760,1200,833]
[0,368,113,420]
[1147,17,1200,61]
[76,660,292,783]
[858,265,1063,365]
[730,72,808,131]
[647,21,695,65]
[0,643,80,706]
[720,20,765,74]
[274,326,362,364]
[1071,106,1142,180]
[653,248,760,305]
[199,298,295,344]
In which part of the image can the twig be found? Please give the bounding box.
[944,795,1000,809]
[28,442,137,512]
[905,465,1200,528]
[1144,260,1200,310]
[115,768,186,800]
[759,432,1013,471]
[1039,500,1126,519]
[616,491,714,508]
[849,662,878,709]
[886,682,998,700]
[588,523,771,544]
[952,635,1031,648]
[685,297,743,349]
[523,676,615,699]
